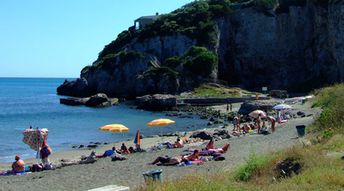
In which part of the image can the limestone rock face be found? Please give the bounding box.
[57,1,344,98]
[136,94,177,111]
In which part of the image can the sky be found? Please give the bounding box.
[0,0,193,78]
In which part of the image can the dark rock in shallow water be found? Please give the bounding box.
[60,93,118,108]
[85,93,119,107]
[87,144,98,148]
[57,78,94,97]
[200,116,207,120]
[136,94,177,111]
[78,145,84,148]
[60,97,89,106]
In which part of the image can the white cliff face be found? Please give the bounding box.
[58,1,344,98]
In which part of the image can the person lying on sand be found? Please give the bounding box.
[96,147,118,158]
[79,151,97,164]
[182,150,200,161]
[200,143,230,156]
[150,156,183,166]
[206,139,215,150]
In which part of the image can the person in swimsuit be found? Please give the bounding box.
[12,155,25,174]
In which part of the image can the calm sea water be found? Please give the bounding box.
[0,78,205,162]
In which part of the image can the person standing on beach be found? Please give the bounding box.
[40,139,52,169]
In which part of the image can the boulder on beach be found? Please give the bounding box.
[136,94,177,111]
[190,131,213,140]
[238,100,279,115]
[213,129,231,139]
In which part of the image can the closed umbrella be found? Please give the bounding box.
[134,129,140,145]
[249,110,267,118]
[273,104,292,110]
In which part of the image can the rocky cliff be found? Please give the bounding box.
[57,0,344,98]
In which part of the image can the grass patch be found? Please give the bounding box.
[310,84,344,133]
[185,83,256,98]
[234,153,271,182]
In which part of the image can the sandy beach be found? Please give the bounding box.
[0,102,320,191]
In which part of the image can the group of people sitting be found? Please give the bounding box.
[150,139,230,166]
[232,114,276,136]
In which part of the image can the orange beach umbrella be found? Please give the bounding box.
[99,124,129,133]
[147,118,176,127]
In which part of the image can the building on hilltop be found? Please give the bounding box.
[134,13,159,30]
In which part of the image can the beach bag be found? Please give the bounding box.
[32,164,43,172]
[214,155,225,161]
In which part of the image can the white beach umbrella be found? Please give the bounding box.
[273,104,292,110]
[249,110,267,118]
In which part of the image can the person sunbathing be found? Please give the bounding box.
[206,139,215,150]
[12,155,25,174]
[241,124,250,134]
[173,138,184,148]
[150,156,182,166]
[182,150,200,161]
[79,151,97,164]
[96,147,118,158]
[200,143,230,156]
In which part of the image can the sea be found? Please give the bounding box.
[0,78,206,162]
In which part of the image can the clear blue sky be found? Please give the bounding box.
[0,0,193,78]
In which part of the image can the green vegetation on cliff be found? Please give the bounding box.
[142,46,217,80]
[95,0,234,63]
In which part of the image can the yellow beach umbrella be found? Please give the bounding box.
[99,124,129,132]
[147,118,176,127]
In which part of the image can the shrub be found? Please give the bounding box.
[311,84,344,133]
[164,56,181,68]
[234,152,271,182]
[183,46,218,76]
[142,66,179,78]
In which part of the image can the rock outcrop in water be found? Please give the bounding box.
[57,0,344,98]
[60,93,119,107]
